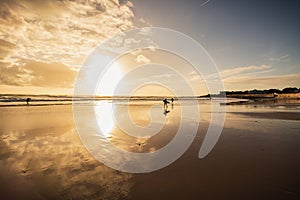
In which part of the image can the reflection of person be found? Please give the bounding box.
[26,98,31,105]
[163,109,170,116]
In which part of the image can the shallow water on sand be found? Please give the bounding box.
[0,100,299,199]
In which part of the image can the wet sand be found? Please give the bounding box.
[0,102,299,200]
[230,111,300,121]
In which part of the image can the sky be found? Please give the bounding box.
[0,0,299,95]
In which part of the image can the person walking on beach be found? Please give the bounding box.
[26,98,31,105]
[171,97,174,109]
[163,98,169,108]
[163,98,170,116]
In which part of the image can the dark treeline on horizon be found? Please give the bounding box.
[221,87,300,95]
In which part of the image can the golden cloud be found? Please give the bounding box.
[0,0,136,90]
[0,61,77,87]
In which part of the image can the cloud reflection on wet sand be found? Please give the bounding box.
[1,100,300,200]
[0,105,132,200]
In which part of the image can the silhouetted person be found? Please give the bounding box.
[163,98,171,116]
[26,98,31,105]
[163,98,169,108]
[171,97,174,109]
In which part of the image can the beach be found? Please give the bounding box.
[0,99,299,200]
[1,0,299,199]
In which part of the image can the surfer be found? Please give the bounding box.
[163,98,170,108]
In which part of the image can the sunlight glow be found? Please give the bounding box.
[96,61,124,96]
[94,102,115,136]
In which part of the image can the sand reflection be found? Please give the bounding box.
[93,101,182,153]
[1,100,299,199]
[0,105,132,200]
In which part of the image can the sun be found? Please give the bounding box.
[96,61,124,96]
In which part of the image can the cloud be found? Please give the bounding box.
[220,65,272,79]
[269,54,289,62]
[200,64,299,90]
[0,0,135,67]
[0,0,136,92]
[135,17,152,27]
[135,54,150,64]
[219,65,300,90]
[0,61,77,87]
[0,62,29,86]
[0,39,17,60]
[224,73,300,90]
[201,0,211,7]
